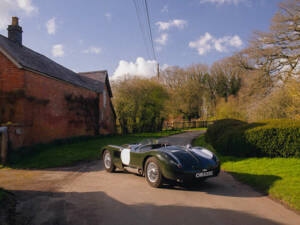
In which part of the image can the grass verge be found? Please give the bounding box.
[2,130,182,169]
[183,128,207,132]
[193,134,300,211]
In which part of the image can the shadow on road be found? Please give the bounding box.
[11,190,284,225]
[160,172,281,198]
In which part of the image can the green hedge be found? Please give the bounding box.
[205,119,300,157]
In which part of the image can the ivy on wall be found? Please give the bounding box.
[0,90,49,124]
[65,94,100,135]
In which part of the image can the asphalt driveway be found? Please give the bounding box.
[0,131,300,225]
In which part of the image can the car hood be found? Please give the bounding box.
[162,146,218,170]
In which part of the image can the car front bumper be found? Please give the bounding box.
[162,163,221,183]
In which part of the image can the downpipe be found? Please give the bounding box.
[0,126,8,164]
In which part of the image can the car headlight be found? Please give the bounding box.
[191,147,214,159]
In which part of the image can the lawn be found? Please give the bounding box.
[193,134,300,211]
[2,130,182,169]
[183,128,207,132]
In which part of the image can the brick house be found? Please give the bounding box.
[0,17,116,150]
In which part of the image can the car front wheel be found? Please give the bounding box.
[103,150,115,172]
[145,157,163,188]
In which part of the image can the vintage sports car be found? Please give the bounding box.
[101,139,220,188]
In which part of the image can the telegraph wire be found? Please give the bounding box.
[132,0,151,60]
[144,0,157,61]
[132,0,160,78]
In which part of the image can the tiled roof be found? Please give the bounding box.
[78,70,107,83]
[0,34,105,93]
[79,71,113,97]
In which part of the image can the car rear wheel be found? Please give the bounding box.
[103,150,115,172]
[145,157,163,188]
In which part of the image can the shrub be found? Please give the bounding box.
[205,119,300,157]
[215,97,247,121]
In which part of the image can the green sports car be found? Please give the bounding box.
[101,139,220,188]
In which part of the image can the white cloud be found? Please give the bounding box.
[0,0,38,30]
[52,44,64,57]
[189,33,213,55]
[105,13,112,21]
[112,57,168,80]
[156,19,187,31]
[83,46,102,54]
[46,17,56,35]
[155,33,168,45]
[200,0,243,4]
[161,5,168,13]
[17,0,37,13]
[189,32,243,55]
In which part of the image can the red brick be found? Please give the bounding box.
[0,52,115,149]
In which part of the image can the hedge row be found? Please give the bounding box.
[205,119,300,157]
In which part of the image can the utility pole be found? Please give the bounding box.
[157,63,160,80]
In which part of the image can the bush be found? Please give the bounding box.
[205,119,300,157]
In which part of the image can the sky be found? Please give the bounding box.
[0,0,282,79]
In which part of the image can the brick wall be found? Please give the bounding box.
[0,52,115,149]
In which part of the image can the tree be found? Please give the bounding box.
[210,58,242,102]
[160,64,213,120]
[247,0,300,84]
[112,77,168,133]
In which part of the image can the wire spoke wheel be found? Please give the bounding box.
[103,150,115,172]
[104,152,112,169]
[145,157,163,188]
[147,162,159,183]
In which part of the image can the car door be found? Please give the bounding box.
[129,145,152,169]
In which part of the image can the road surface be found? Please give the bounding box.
[0,131,299,225]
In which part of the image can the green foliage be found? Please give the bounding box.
[245,120,300,157]
[0,90,49,123]
[65,94,100,135]
[113,77,169,133]
[251,78,300,121]
[215,97,247,121]
[205,119,300,157]
[160,65,215,120]
[192,133,214,151]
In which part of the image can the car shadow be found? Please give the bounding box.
[159,172,281,198]
[9,189,285,225]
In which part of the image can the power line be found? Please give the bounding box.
[144,0,157,61]
[132,0,151,59]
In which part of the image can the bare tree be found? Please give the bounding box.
[247,0,300,83]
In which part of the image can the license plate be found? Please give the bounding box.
[195,171,213,178]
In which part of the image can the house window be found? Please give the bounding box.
[103,89,106,108]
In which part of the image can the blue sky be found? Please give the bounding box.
[0,0,282,79]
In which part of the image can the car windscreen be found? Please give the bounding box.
[138,139,159,145]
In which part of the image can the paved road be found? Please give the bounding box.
[1,131,300,225]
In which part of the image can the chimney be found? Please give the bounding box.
[7,17,23,45]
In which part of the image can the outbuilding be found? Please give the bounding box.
[0,17,116,151]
